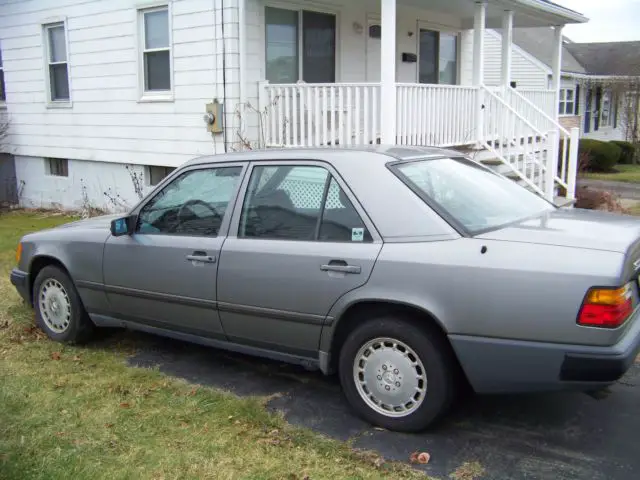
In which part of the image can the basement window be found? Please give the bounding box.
[147,166,175,186]
[46,158,69,177]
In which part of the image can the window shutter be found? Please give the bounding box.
[575,84,580,115]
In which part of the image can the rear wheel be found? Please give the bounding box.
[338,316,456,432]
[33,266,94,344]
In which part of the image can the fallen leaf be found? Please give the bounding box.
[409,452,431,464]
[104,423,114,428]
[51,352,61,360]
[119,402,130,408]
[55,432,66,437]
[180,422,189,428]
[73,355,81,362]
[187,387,198,396]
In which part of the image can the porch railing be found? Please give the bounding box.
[259,82,381,147]
[518,89,556,121]
[396,84,478,147]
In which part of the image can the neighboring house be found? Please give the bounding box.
[484,27,640,142]
[0,0,587,212]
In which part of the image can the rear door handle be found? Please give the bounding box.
[186,251,216,263]
[320,264,361,274]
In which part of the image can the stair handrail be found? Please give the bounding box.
[480,86,549,197]
[506,86,570,137]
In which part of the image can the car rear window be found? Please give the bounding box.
[391,157,555,235]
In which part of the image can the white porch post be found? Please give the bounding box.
[551,25,564,122]
[380,0,396,144]
[501,10,513,87]
[473,1,487,144]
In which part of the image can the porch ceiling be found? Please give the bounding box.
[398,0,588,28]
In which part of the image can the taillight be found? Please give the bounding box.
[577,284,633,328]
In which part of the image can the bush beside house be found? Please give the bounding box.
[578,139,622,171]
[610,141,637,164]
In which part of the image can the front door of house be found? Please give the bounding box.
[418,29,458,84]
[366,21,381,82]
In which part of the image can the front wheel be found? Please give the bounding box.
[33,265,94,344]
[338,317,457,432]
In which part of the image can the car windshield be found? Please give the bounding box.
[393,157,555,234]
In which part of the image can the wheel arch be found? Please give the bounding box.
[321,299,453,375]
[28,255,72,304]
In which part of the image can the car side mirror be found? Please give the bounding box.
[110,216,135,236]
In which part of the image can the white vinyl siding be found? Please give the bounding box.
[481,30,549,89]
[0,0,229,167]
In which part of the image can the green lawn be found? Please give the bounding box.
[0,210,424,480]
[583,164,640,184]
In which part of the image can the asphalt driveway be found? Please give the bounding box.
[127,333,640,479]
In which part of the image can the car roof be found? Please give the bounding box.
[183,145,464,167]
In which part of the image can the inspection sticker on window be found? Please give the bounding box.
[351,228,364,242]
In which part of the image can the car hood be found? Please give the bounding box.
[56,213,123,230]
[476,208,640,253]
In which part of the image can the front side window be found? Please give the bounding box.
[140,6,171,93]
[239,164,371,242]
[419,29,458,85]
[559,88,576,116]
[265,7,335,83]
[392,157,553,234]
[137,167,242,236]
[44,23,69,102]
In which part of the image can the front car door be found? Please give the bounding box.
[217,161,383,358]
[102,163,245,337]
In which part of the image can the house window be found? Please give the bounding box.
[0,47,5,102]
[419,29,458,85]
[45,158,69,177]
[559,88,576,116]
[147,166,175,186]
[265,7,336,83]
[44,23,70,102]
[601,90,613,127]
[139,6,171,94]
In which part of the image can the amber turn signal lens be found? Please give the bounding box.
[15,243,22,265]
[578,284,633,328]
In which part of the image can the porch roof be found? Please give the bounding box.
[400,0,588,29]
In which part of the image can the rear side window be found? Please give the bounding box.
[238,164,372,242]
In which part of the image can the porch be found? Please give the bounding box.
[250,0,585,201]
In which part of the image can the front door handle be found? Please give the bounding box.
[320,262,361,274]
[186,251,216,263]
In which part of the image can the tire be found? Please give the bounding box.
[338,316,456,432]
[33,265,94,344]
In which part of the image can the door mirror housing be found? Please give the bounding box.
[110,215,136,236]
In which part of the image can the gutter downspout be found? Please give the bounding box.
[238,0,246,148]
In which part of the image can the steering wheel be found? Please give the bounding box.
[176,199,220,229]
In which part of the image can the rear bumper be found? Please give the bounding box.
[10,268,30,304]
[449,313,640,394]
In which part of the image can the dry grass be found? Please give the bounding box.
[0,211,425,480]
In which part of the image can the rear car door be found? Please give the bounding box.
[217,161,382,357]
[102,164,245,337]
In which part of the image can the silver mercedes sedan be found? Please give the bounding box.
[10,146,640,432]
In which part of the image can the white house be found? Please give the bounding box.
[482,27,640,143]
[0,0,587,212]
